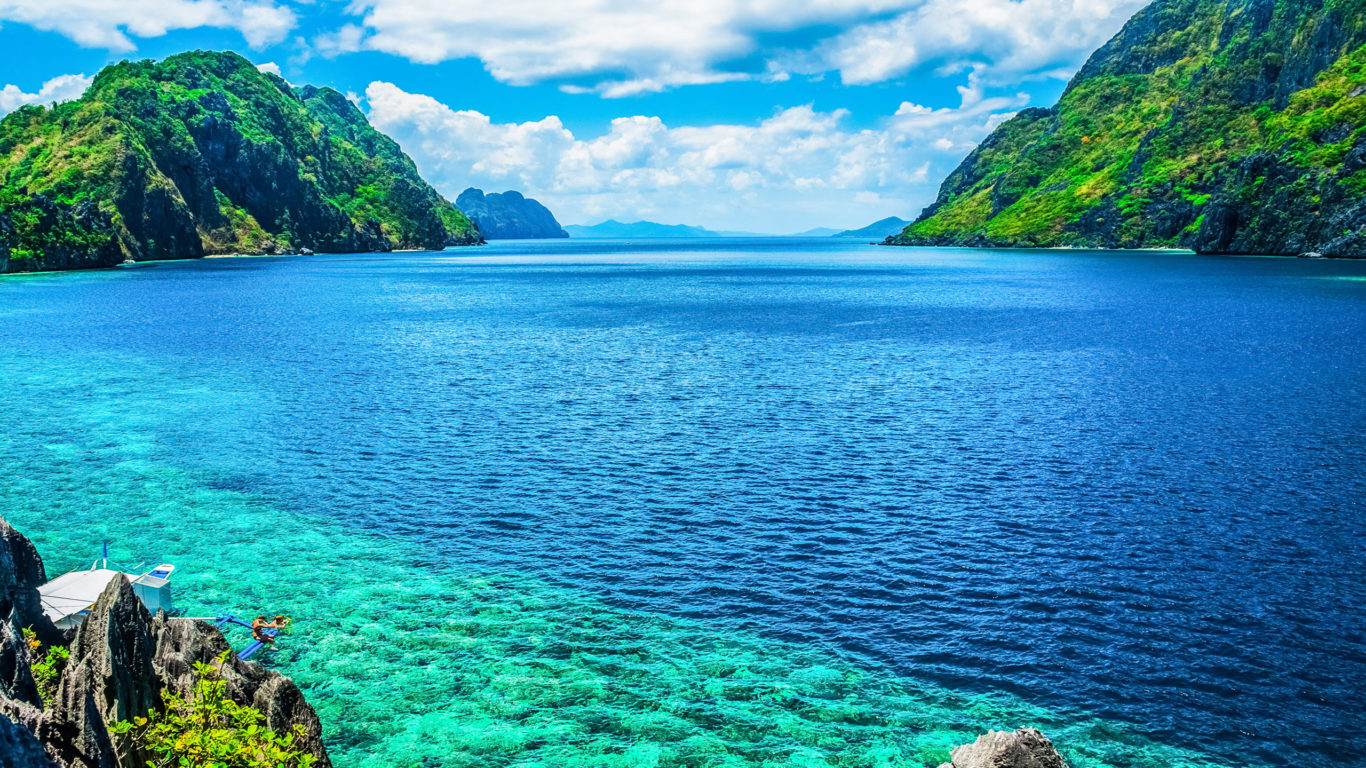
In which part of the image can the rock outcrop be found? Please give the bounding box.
[889,0,1366,257]
[0,517,330,768]
[0,711,55,768]
[937,727,1068,768]
[455,188,568,239]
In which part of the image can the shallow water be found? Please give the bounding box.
[2,239,1364,768]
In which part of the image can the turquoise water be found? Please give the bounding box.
[3,239,1364,767]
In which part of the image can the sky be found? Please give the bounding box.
[0,0,1149,233]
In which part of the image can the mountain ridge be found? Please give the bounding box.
[888,0,1366,257]
[0,50,480,274]
[836,217,910,238]
[563,220,724,238]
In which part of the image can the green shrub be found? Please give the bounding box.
[22,628,70,707]
[112,653,316,768]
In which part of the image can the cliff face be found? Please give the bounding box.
[455,188,568,239]
[890,0,1366,257]
[0,50,481,274]
[0,517,330,768]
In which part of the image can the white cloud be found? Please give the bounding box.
[890,70,1028,132]
[364,80,1021,233]
[330,0,1144,95]
[0,73,92,116]
[820,0,1148,85]
[0,0,296,51]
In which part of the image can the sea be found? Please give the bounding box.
[1,238,1363,768]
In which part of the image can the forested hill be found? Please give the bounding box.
[889,0,1366,257]
[0,50,481,274]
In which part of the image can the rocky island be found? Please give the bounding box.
[0,51,481,275]
[455,188,568,239]
[889,0,1366,257]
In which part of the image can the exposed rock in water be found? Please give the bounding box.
[0,517,331,768]
[455,187,569,239]
[937,727,1068,768]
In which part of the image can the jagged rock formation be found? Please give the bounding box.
[0,712,54,768]
[0,517,330,768]
[890,0,1366,257]
[0,50,481,274]
[455,188,568,239]
[937,727,1068,768]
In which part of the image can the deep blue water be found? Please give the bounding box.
[2,238,1365,767]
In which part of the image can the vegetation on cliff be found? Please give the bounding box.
[890,0,1366,256]
[0,50,480,273]
[112,655,316,768]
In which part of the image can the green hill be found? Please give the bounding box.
[0,50,480,274]
[890,0,1366,257]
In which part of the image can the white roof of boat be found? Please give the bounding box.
[38,569,128,622]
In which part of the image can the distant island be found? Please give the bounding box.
[563,220,864,238]
[0,50,480,275]
[456,188,567,239]
[564,220,727,238]
[834,217,910,238]
[888,0,1366,258]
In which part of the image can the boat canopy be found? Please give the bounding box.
[38,564,176,630]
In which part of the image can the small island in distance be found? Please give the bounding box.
[456,188,568,239]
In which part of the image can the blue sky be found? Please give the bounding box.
[0,0,1148,232]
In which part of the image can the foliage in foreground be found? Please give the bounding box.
[22,627,71,708]
[112,653,315,768]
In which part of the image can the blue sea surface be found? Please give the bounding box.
[1,239,1364,768]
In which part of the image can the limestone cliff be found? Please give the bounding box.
[455,188,568,239]
[0,50,481,274]
[890,0,1366,257]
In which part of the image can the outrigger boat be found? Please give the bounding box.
[211,615,279,660]
[37,545,281,660]
[37,545,175,630]
[38,538,282,658]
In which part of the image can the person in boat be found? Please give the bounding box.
[251,615,288,644]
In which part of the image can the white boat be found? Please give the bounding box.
[38,560,175,630]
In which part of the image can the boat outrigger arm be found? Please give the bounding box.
[214,615,278,660]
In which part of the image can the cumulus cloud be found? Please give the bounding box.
[331,0,1143,94]
[819,0,1148,85]
[0,0,296,51]
[364,80,1019,232]
[0,73,92,116]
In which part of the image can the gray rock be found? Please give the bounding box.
[0,520,60,645]
[943,727,1068,768]
[66,578,161,728]
[0,612,41,707]
[0,711,56,768]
